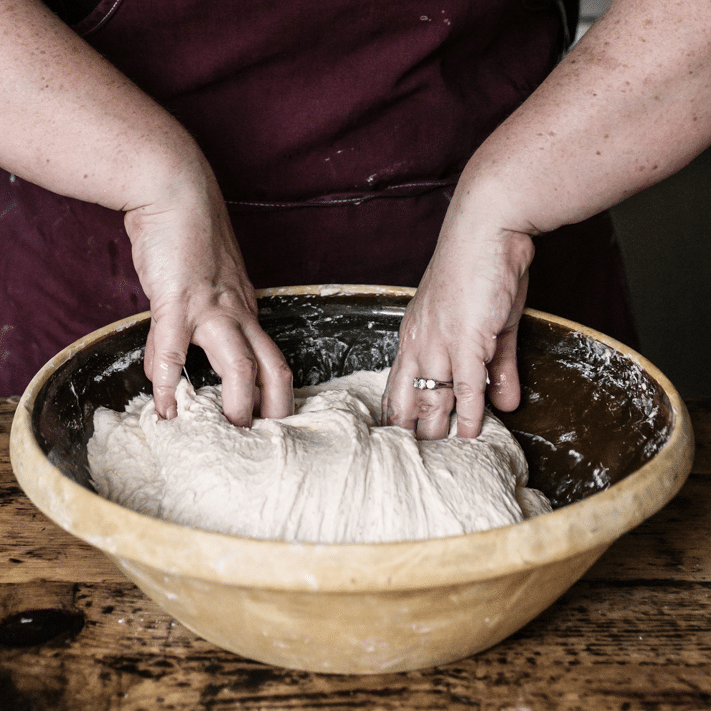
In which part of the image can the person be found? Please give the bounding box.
[0,0,640,438]
[384,0,711,439]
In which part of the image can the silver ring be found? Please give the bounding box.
[413,377,454,391]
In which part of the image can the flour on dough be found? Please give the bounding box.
[87,369,551,543]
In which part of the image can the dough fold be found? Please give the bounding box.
[88,369,551,543]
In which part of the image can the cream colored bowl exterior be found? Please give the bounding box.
[10,285,695,674]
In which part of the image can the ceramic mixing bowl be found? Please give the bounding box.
[10,285,694,673]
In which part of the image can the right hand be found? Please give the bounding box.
[125,164,294,427]
[383,227,533,441]
[382,163,535,441]
[0,0,293,426]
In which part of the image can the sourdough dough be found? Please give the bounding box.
[87,369,551,543]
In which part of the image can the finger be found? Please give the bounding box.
[415,388,456,441]
[244,323,294,419]
[144,319,156,382]
[384,354,455,439]
[197,319,259,427]
[380,391,389,428]
[382,364,419,432]
[487,266,527,413]
[486,325,521,412]
[147,313,190,420]
[452,359,489,439]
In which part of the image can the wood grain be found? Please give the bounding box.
[2,397,711,710]
[0,400,123,584]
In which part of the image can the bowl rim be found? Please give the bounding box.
[10,285,695,593]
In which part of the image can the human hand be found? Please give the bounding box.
[0,0,291,424]
[125,169,294,426]
[382,207,534,440]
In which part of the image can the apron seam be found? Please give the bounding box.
[225,178,459,210]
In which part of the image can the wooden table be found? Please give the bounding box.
[2,397,710,711]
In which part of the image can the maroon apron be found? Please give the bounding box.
[0,0,636,396]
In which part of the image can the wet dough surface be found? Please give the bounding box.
[88,369,550,543]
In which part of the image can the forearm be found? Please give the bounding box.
[0,0,207,214]
[455,0,711,235]
[385,0,711,439]
[0,0,295,425]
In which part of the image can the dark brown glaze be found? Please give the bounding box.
[495,318,672,507]
[32,293,673,508]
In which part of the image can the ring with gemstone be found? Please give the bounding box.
[413,377,454,391]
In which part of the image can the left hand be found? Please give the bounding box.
[382,205,534,440]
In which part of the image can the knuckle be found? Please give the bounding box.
[160,349,187,367]
[151,356,185,386]
[271,361,294,387]
[385,400,405,422]
[416,396,452,419]
[453,380,485,403]
[152,383,175,397]
[385,401,413,429]
[224,352,258,381]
